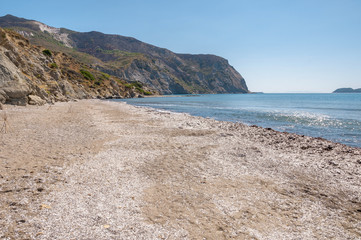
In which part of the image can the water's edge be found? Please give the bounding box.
[113,93,361,148]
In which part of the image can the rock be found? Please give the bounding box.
[0,102,2,110]
[8,97,28,106]
[110,80,120,91]
[324,145,333,151]
[129,90,136,98]
[0,49,31,104]
[55,94,67,102]
[28,95,46,105]
[104,93,113,99]
[49,70,61,80]
[34,85,50,100]
[59,80,76,98]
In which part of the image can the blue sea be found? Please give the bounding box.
[115,93,361,148]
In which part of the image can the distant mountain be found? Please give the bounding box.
[333,88,361,93]
[0,14,249,94]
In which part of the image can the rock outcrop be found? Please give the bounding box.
[0,28,154,105]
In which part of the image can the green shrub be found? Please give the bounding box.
[42,49,52,57]
[124,83,132,88]
[135,87,144,93]
[132,82,143,88]
[80,69,95,81]
[101,72,110,79]
[94,80,103,85]
[49,63,58,69]
[124,82,143,89]
[123,81,151,95]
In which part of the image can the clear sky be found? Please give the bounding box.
[1,0,361,93]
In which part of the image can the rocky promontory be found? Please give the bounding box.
[0,14,249,95]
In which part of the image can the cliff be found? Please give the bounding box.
[0,14,249,95]
[0,28,153,105]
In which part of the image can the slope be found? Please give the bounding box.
[0,14,249,94]
[0,28,153,105]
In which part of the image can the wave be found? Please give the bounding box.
[116,94,361,148]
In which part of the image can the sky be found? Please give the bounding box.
[1,0,361,93]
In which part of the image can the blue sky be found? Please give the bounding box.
[2,0,361,93]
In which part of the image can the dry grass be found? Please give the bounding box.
[67,104,73,113]
[0,111,11,133]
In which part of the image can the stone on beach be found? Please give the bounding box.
[0,100,360,239]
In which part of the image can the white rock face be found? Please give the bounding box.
[28,94,46,105]
[32,21,73,48]
[17,30,34,38]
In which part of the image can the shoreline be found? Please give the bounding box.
[1,100,360,239]
[125,100,360,152]
[115,98,361,150]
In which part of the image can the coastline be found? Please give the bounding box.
[123,93,361,149]
[0,100,360,239]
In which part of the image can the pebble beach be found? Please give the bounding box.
[0,99,360,239]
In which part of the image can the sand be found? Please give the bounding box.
[0,99,360,239]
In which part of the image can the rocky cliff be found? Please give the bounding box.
[0,28,153,105]
[0,14,249,95]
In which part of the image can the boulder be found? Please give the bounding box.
[28,95,46,105]
[59,80,76,97]
[0,51,31,104]
[129,90,136,98]
[8,97,27,106]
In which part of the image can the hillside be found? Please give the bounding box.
[333,88,361,93]
[0,14,249,94]
[0,28,153,105]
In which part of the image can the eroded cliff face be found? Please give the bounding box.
[0,49,31,105]
[0,28,153,105]
[0,15,249,95]
[70,31,249,94]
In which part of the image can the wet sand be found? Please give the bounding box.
[0,100,360,239]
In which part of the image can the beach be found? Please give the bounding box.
[0,99,360,239]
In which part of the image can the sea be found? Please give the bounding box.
[115,93,361,148]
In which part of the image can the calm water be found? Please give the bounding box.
[115,93,361,148]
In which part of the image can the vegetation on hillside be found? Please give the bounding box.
[42,49,52,57]
[0,27,155,105]
[80,69,95,81]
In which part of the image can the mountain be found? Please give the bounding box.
[333,88,361,93]
[0,14,249,94]
[0,27,153,105]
